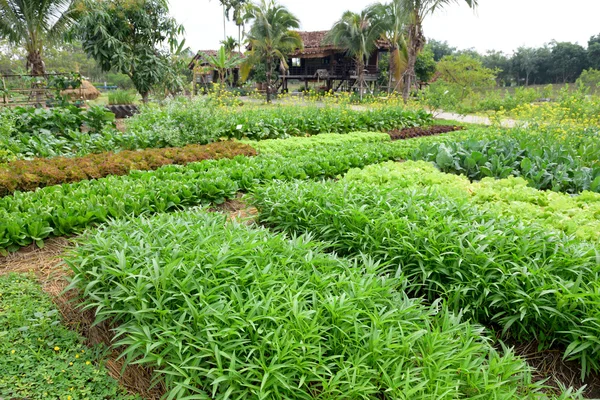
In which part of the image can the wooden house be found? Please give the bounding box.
[283,31,390,93]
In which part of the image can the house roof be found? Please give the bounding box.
[290,31,390,59]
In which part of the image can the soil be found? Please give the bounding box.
[387,125,464,141]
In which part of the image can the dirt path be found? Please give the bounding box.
[434,111,518,127]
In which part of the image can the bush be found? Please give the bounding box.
[66,211,542,399]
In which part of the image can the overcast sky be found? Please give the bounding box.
[170,0,600,55]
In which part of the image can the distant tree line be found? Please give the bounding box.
[428,35,600,86]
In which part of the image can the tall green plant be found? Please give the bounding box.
[202,46,243,86]
[326,10,385,100]
[0,0,78,75]
[400,0,478,102]
[244,0,302,103]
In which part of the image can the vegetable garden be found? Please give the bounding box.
[1,96,600,399]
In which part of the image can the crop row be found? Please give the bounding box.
[251,169,600,377]
[2,134,459,252]
[0,142,256,196]
[412,128,600,194]
[345,161,600,242]
[387,125,463,141]
[126,98,433,147]
[65,211,544,399]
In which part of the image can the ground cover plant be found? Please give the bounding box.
[65,210,546,399]
[0,132,468,253]
[251,170,600,378]
[0,141,256,196]
[0,274,137,399]
[412,127,600,194]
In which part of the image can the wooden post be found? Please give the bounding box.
[1,76,7,104]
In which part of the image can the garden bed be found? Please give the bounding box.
[387,124,464,140]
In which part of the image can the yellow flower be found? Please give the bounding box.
[54,346,60,351]
[69,362,73,366]
[86,361,91,365]
[75,354,79,359]
[11,350,15,354]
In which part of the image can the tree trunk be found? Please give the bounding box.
[266,57,272,103]
[403,20,425,103]
[223,5,227,42]
[26,50,45,76]
[142,91,149,103]
[525,72,530,86]
[238,25,242,54]
[357,56,364,101]
[388,45,395,94]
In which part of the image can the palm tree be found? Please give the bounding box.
[203,46,243,87]
[326,10,384,100]
[221,36,239,54]
[245,0,302,103]
[0,0,78,76]
[400,0,478,102]
[368,1,408,93]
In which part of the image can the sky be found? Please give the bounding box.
[170,0,600,55]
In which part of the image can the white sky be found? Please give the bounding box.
[171,0,600,55]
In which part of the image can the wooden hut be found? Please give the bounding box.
[283,31,390,93]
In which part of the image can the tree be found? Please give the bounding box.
[368,1,407,93]
[221,37,239,54]
[481,50,511,86]
[0,0,79,75]
[244,0,302,103]
[203,46,243,86]
[74,0,184,103]
[428,39,455,61]
[549,41,588,83]
[436,54,497,99]
[415,45,436,82]
[400,0,478,102]
[513,47,539,86]
[326,10,384,100]
[587,34,600,70]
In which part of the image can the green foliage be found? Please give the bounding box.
[0,141,256,196]
[0,132,455,252]
[126,98,432,146]
[75,0,184,101]
[576,69,600,93]
[0,274,137,399]
[251,167,600,378]
[66,210,542,399]
[437,55,498,94]
[411,129,600,194]
[344,160,600,242]
[415,45,437,82]
[107,90,137,105]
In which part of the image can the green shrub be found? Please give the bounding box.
[66,211,543,399]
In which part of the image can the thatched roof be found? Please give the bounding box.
[290,31,390,59]
[188,50,245,70]
[60,80,101,100]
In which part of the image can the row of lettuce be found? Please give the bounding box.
[0,98,432,161]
